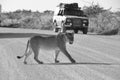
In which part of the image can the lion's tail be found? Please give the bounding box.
[17,40,30,59]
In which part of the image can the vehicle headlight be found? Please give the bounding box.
[66,18,72,23]
[83,20,87,23]
[65,18,72,26]
[83,24,86,26]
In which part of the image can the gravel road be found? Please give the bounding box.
[0,28,120,80]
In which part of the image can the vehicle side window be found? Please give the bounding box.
[58,10,63,16]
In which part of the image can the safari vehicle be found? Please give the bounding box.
[53,3,89,34]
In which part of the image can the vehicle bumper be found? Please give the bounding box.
[64,25,88,30]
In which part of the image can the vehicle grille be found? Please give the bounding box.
[72,19,81,26]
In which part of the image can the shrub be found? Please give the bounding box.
[0,8,120,35]
[0,10,54,30]
[83,3,105,17]
[89,11,119,34]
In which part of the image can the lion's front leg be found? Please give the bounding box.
[60,47,76,63]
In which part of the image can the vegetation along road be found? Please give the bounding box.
[0,28,120,80]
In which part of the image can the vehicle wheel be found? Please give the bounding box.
[61,27,66,33]
[74,30,78,33]
[53,22,58,32]
[53,21,57,26]
[60,22,66,33]
[54,28,59,32]
[83,28,88,34]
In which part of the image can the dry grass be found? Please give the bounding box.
[88,11,120,35]
[0,10,120,35]
[0,10,54,30]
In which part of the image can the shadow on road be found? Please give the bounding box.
[27,62,120,66]
[0,33,56,38]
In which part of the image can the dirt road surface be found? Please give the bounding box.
[0,28,120,80]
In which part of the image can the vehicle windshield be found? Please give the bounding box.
[64,9,83,16]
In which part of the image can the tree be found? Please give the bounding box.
[83,3,105,17]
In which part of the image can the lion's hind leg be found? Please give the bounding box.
[17,40,32,64]
[55,50,60,63]
[23,47,32,64]
[34,55,43,64]
[32,47,43,64]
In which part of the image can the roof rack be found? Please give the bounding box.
[58,3,79,9]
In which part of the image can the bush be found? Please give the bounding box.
[88,11,119,34]
[83,3,120,35]
[83,3,105,17]
[0,8,120,35]
[0,10,54,30]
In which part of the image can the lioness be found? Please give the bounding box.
[17,32,76,64]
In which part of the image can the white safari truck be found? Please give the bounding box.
[53,3,89,34]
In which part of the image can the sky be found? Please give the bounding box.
[0,0,120,12]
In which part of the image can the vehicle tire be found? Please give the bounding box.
[53,21,57,26]
[53,22,58,32]
[74,30,78,33]
[83,28,88,34]
[60,22,66,33]
[54,28,59,32]
[61,27,66,33]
